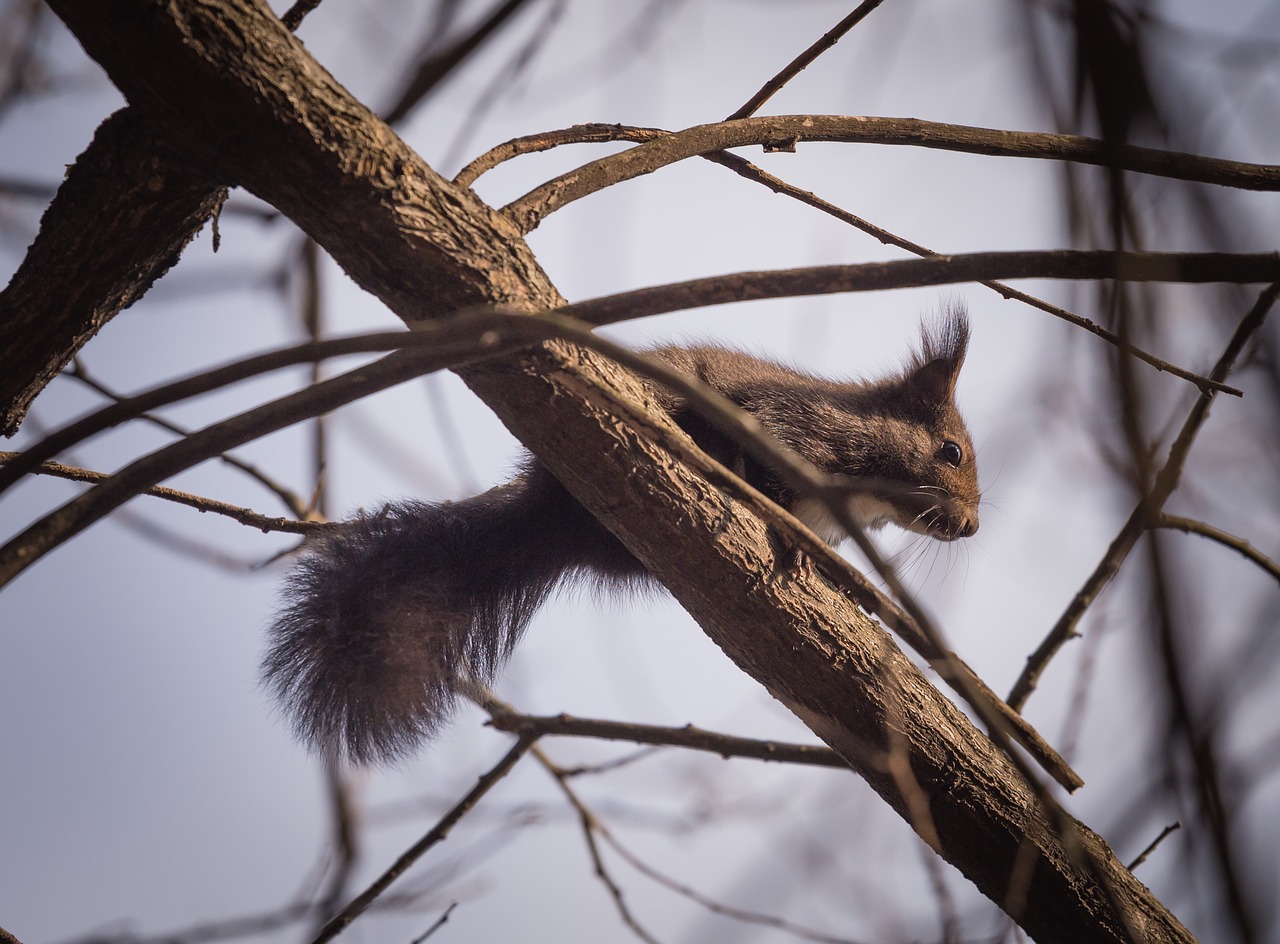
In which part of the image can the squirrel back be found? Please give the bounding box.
[263,308,979,764]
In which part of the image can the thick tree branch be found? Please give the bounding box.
[26,1,1197,938]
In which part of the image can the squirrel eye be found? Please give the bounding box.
[940,440,963,467]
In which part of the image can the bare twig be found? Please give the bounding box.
[1008,282,1280,711]
[308,734,538,944]
[1154,514,1280,583]
[1127,823,1181,872]
[409,903,458,944]
[0,451,325,536]
[726,0,888,120]
[0,330,418,496]
[486,709,849,768]
[532,743,661,944]
[382,0,536,126]
[67,360,313,519]
[530,743,871,944]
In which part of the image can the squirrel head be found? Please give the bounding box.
[791,306,980,543]
[859,306,979,540]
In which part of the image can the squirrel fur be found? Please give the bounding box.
[263,308,980,765]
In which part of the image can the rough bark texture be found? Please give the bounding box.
[12,1,1196,940]
[0,109,226,436]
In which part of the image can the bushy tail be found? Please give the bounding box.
[262,465,640,765]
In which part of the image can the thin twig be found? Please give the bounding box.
[486,709,849,768]
[309,733,538,944]
[1007,282,1280,711]
[382,0,536,126]
[67,360,313,518]
[1154,514,1280,583]
[532,744,661,944]
[726,0,888,120]
[0,451,325,535]
[529,743,872,944]
[409,903,458,944]
[1127,823,1181,871]
[0,329,422,496]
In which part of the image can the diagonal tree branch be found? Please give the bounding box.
[21,1,1200,939]
[0,108,226,436]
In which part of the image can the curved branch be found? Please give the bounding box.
[66,362,313,518]
[0,330,420,495]
[463,123,1242,396]
[1155,514,1280,583]
[504,114,1280,232]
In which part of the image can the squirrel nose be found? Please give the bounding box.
[939,511,978,540]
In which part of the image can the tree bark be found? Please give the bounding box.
[14,1,1196,940]
[0,109,225,436]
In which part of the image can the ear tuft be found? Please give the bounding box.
[907,303,970,405]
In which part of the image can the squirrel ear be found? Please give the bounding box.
[906,355,961,405]
[907,306,969,405]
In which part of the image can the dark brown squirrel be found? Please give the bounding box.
[263,307,980,765]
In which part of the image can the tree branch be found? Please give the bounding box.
[25,2,1201,938]
[726,0,887,120]
[0,108,225,435]
[309,733,539,944]
[1154,514,1280,583]
[1007,283,1280,710]
[0,451,324,536]
[504,114,1280,232]
[485,708,849,768]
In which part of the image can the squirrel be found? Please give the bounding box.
[263,307,980,765]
